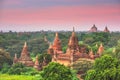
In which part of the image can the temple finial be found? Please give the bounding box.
[55,32,58,37]
[49,43,53,48]
[72,27,75,36]
[73,27,75,32]
[24,41,27,47]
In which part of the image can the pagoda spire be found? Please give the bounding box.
[97,43,104,56]
[14,53,17,59]
[34,55,39,66]
[89,49,94,59]
[21,41,29,57]
[89,49,94,55]
[67,27,79,53]
[24,41,27,47]
[55,32,58,37]
[49,43,53,49]
[104,26,110,32]
[34,55,41,70]
[13,53,18,64]
[52,32,62,51]
[72,27,75,37]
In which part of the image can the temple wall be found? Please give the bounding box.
[57,60,71,66]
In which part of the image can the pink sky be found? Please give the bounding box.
[0,0,120,31]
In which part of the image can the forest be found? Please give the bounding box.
[0,30,120,80]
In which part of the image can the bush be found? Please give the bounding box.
[0,63,10,73]
[0,49,12,67]
[41,62,79,80]
[85,55,120,80]
[8,63,26,75]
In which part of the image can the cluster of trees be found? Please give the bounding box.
[85,55,120,80]
[0,31,120,58]
[1,31,120,80]
[0,48,12,68]
[0,62,79,80]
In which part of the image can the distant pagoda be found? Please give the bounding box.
[89,24,98,32]
[104,26,110,33]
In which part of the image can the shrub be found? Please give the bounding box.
[8,63,26,75]
[41,62,79,80]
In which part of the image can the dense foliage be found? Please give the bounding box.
[0,31,120,80]
[85,55,120,80]
[41,62,79,80]
[8,63,39,75]
[38,53,52,66]
[0,31,120,58]
[0,49,12,68]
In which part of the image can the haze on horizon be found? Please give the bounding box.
[0,0,120,32]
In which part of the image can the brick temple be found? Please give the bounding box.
[13,42,41,70]
[48,27,104,67]
[13,27,105,68]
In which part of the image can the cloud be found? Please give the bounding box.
[0,4,120,25]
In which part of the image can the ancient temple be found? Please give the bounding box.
[34,55,41,70]
[48,27,103,67]
[89,24,98,32]
[13,42,35,67]
[97,43,104,56]
[104,26,110,33]
[13,53,18,64]
[89,49,94,59]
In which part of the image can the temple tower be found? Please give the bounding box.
[97,43,104,56]
[89,49,94,59]
[13,53,18,64]
[89,24,97,32]
[66,27,79,53]
[52,32,62,51]
[18,42,34,67]
[104,26,110,33]
[34,55,41,70]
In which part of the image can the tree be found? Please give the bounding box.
[8,63,26,75]
[38,53,52,66]
[85,55,120,80]
[41,62,79,80]
[0,48,12,68]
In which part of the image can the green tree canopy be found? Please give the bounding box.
[85,55,120,80]
[41,62,79,80]
[0,48,12,68]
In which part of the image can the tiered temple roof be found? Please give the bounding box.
[14,42,34,67]
[89,24,97,32]
[48,27,99,66]
[66,27,79,54]
[34,55,41,70]
[52,32,62,51]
